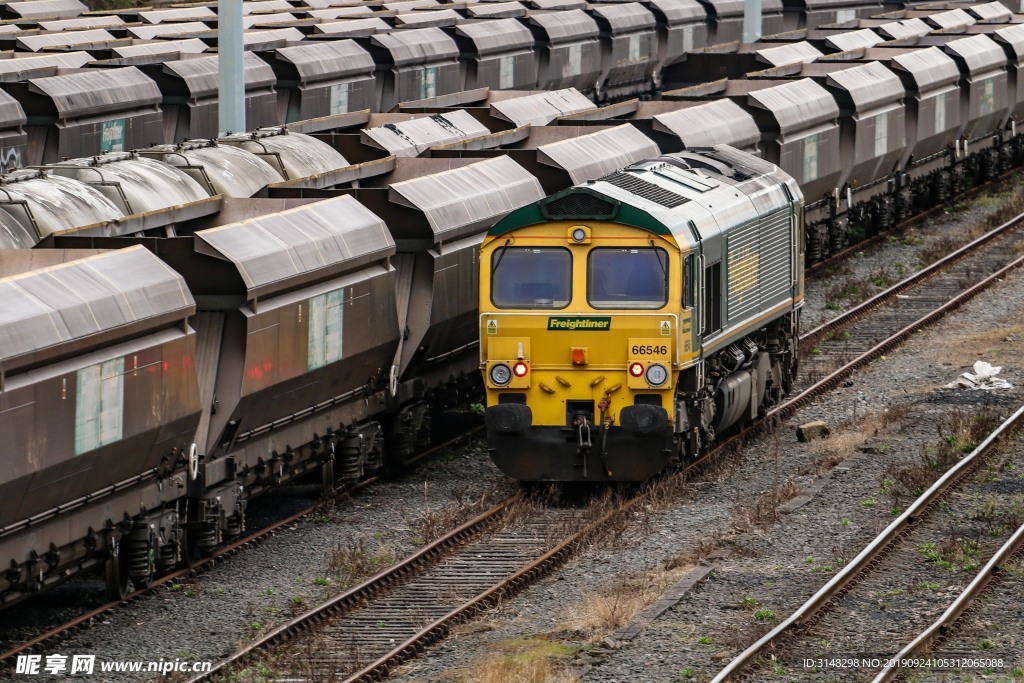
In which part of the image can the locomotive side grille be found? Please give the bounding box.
[725,208,793,325]
[541,192,618,220]
[597,172,690,209]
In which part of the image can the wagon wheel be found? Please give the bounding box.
[104,541,128,602]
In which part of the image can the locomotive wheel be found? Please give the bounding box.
[104,543,128,602]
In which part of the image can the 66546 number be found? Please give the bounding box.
[631,345,668,356]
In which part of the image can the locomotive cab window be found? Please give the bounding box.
[587,247,668,309]
[491,247,572,308]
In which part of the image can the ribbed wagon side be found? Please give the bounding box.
[166,196,402,551]
[450,18,539,92]
[146,53,279,141]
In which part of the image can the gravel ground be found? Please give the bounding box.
[802,173,1024,330]
[0,486,316,654]
[8,178,1024,683]
[727,414,1024,682]
[17,439,516,680]
[898,429,1024,683]
[383,180,1024,683]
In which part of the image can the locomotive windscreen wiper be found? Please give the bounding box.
[650,240,667,283]
[491,238,512,275]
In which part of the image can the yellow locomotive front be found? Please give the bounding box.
[480,213,697,481]
[480,146,805,482]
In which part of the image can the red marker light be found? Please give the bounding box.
[513,361,529,377]
[629,362,644,377]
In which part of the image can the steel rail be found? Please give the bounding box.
[339,497,637,683]
[0,430,478,666]
[780,250,1024,420]
[0,501,317,665]
[872,521,1024,682]
[711,404,1024,683]
[195,488,648,682]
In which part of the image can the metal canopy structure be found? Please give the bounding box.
[195,195,394,298]
[389,155,544,242]
[362,111,491,157]
[537,124,660,184]
[490,88,597,127]
[653,99,761,151]
[0,246,193,374]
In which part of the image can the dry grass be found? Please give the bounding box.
[809,423,874,455]
[979,186,1024,231]
[804,411,884,473]
[326,538,398,588]
[916,235,962,268]
[932,324,1024,368]
[916,181,1024,268]
[559,564,692,635]
[729,479,801,533]
[405,483,504,545]
[800,405,915,476]
[455,643,581,683]
[881,408,1004,511]
[664,537,718,569]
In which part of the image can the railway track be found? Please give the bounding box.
[873,520,1024,682]
[710,404,1024,682]
[196,210,1024,682]
[0,431,478,669]
[796,209,1024,392]
[198,491,639,681]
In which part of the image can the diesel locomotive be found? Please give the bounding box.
[479,145,804,481]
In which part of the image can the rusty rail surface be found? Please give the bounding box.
[802,208,1024,350]
[196,493,645,682]
[711,404,1024,683]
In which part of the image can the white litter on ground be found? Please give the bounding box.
[944,360,1013,390]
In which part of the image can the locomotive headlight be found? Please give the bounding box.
[489,362,512,386]
[567,225,590,243]
[513,361,529,377]
[628,362,645,377]
[645,363,668,387]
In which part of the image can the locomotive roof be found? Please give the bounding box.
[490,145,801,248]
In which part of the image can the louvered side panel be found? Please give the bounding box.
[757,209,793,315]
[725,219,761,324]
[725,209,792,326]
